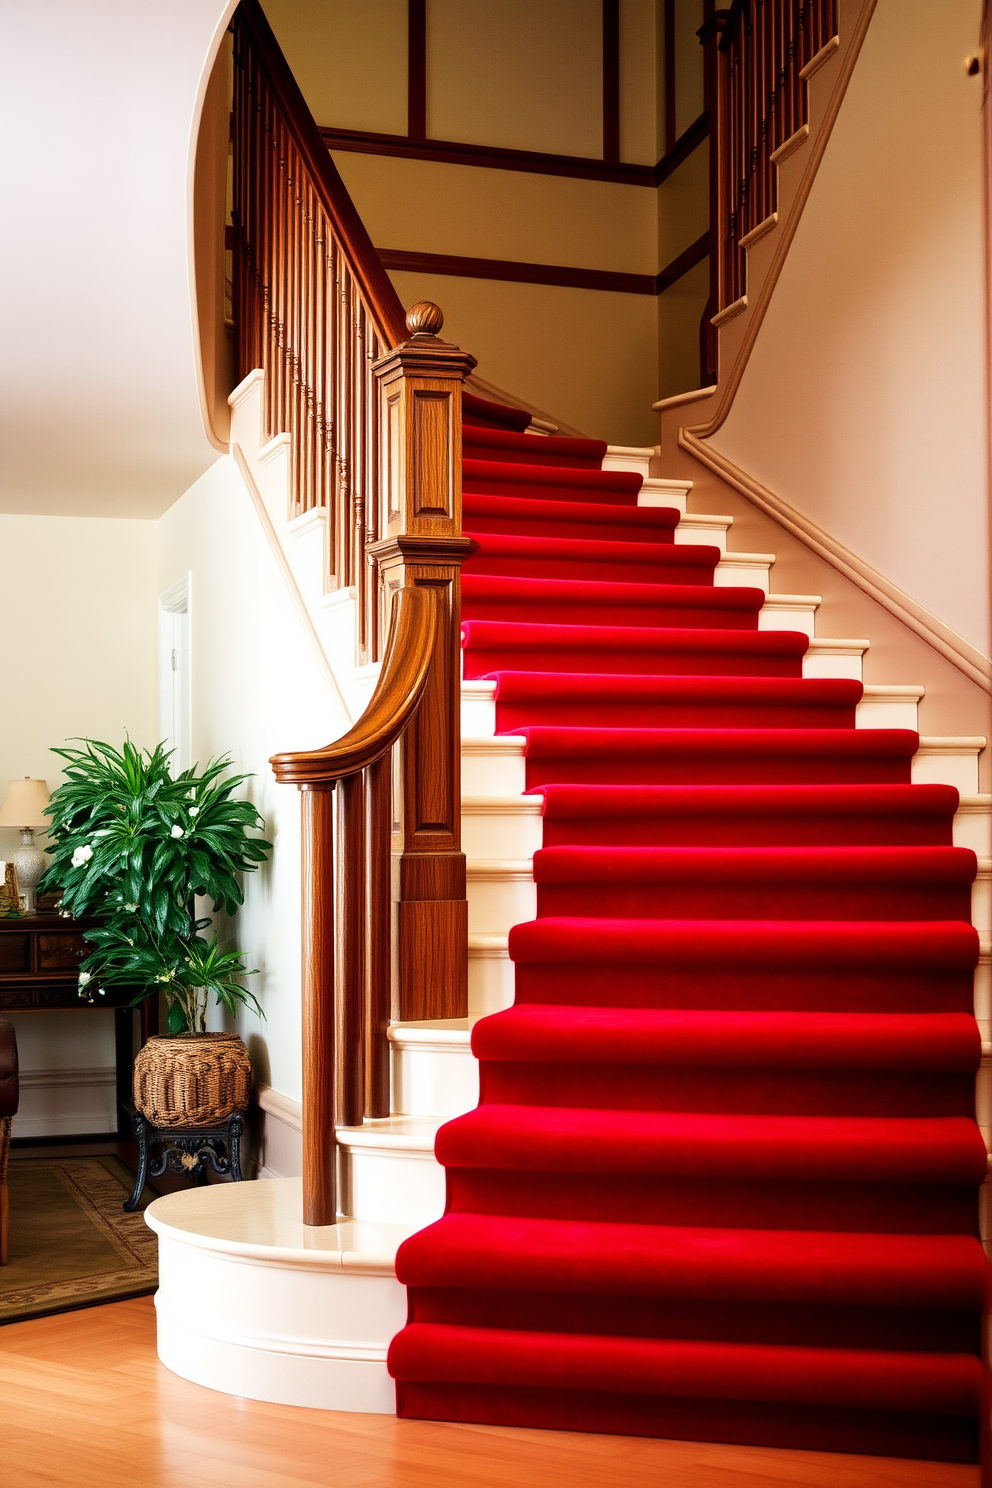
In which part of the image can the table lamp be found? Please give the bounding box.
[0,778,51,913]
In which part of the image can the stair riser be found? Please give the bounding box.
[446,1169,980,1235]
[511,964,976,1013]
[340,1146,446,1228]
[467,876,536,935]
[394,1381,979,1463]
[465,514,677,543]
[914,751,983,793]
[524,758,912,788]
[535,883,973,922]
[391,1044,479,1119]
[469,945,515,1015]
[459,695,923,737]
[407,1287,980,1353]
[540,816,954,848]
[465,556,719,585]
[465,477,639,507]
[803,650,864,681]
[465,651,805,679]
[462,811,543,859]
[461,747,527,796]
[495,701,856,732]
[478,1063,975,1117]
[462,601,755,629]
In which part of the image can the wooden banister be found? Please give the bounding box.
[235,5,477,1225]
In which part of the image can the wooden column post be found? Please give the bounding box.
[299,784,336,1225]
[369,302,476,1021]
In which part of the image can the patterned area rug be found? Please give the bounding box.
[0,1156,157,1324]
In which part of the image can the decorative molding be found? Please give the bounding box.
[256,1082,303,1132]
[379,249,655,295]
[380,231,710,299]
[800,34,842,80]
[407,0,426,140]
[656,232,711,293]
[711,294,748,327]
[681,429,992,696]
[320,114,709,190]
[18,1065,116,1090]
[739,213,778,250]
[602,0,620,165]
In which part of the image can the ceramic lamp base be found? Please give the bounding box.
[13,830,44,914]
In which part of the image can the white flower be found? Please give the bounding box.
[188,806,199,817]
[78,971,91,987]
[124,902,138,913]
[170,825,184,839]
[71,844,93,868]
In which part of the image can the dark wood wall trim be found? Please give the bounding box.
[408,0,426,140]
[379,232,710,296]
[379,249,656,294]
[602,0,620,165]
[656,230,710,292]
[322,116,708,189]
[323,126,658,186]
[664,0,677,153]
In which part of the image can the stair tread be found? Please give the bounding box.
[397,1213,990,1308]
[463,427,606,468]
[388,1323,984,1414]
[508,916,981,967]
[471,1006,982,1070]
[538,782,959,816]
[518,726,917,756]
[435,1104,988,1184]
[463,621,807,654]
[464,456,642,498]
[464,491,680,529]
[534,844,977,884]
[492,673,860,701]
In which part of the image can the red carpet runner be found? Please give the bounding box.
[387,393,990,1463]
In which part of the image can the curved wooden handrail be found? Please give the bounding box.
[236,0,406,347]
[270,586,437,787]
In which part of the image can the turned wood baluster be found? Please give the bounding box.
[369,302,476,1021]
[300,785,336,1225]
[337,771,366,1128]
[364,751,392,1117]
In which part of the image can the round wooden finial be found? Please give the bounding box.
[406,301,444,337]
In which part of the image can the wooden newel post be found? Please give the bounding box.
[369,302,477,1020]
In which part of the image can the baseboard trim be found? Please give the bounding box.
[256,1083,303,1133]
[683,429,992,696]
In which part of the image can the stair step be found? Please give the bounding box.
[434,1103,988,1184]
[516,726,919,788]
[637,476,692,515]
[758,593,821,638]
[462,622,807,680]
[537,782,959,847]
[508,916,979,1014]
[532,844,976,921]
[388,1322,983,1417]
[472,1006,981,1071]
[486,673,861,733]
[397,1212,988,1308]
[464,457,642,507]
[604,444,657,479]
[463,426,606,469]
[464,491,680,543]
[466,532,721,585]
[462,574,760,630]
[672,513,732,552]
[803,638,868,681]
[714,551,775,593]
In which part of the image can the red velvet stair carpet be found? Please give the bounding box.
[387,392,991,1463]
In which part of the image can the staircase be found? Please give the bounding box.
[382,395,992,1464]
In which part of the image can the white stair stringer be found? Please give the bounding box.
[228,369,379,723]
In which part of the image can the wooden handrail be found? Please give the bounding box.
[270,587,437,786]
[234,0,405,346]
[235,1,477,1226]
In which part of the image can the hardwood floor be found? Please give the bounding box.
[0,1298,978,1487]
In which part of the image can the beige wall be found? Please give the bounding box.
[261,0,713,434]
[0,513,158,1131]
[710,0,989,656]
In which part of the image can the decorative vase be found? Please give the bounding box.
[132,1032,252,1129]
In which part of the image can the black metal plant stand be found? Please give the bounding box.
[124,1110,245,1212]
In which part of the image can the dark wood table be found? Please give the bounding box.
[0,914,157,1137]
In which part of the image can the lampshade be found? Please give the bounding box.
[0,777,51,828]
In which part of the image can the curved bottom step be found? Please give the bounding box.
[145,1178,410,1412]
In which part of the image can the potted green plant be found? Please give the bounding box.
[40,738,272,1128]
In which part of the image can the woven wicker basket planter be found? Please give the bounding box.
[132,1033,252,1130]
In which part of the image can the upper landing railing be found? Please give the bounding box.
[701,0,839,370]
[231,0,476,1225]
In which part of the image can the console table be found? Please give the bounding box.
[0,914,157,1137]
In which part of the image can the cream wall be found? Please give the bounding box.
[0,514,158,1134]
[157,455,347,1109]
[263,0,713,434]
[710,0,989,656]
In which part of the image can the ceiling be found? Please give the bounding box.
[0,1,235,518]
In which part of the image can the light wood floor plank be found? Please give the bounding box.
[0,1299,979,1488]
